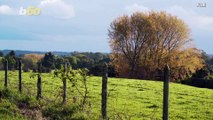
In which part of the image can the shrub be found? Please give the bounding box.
[182,78,213,89]
[43,104,80,119]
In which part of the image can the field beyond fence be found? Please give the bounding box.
[0,70,213,119]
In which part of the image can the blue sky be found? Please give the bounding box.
[0,0,212,53]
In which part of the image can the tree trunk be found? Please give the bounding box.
[129,60,137,78]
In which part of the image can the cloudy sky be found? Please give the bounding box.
[0,0,212,53]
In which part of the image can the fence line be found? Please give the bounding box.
[2,59,171,119]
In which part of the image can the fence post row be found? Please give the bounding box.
[19,60,22,93]
[2,58,171,119]
[4,59,8,88]
[163,64,170,120]
[37,62,42,100]
[102,63,108,120]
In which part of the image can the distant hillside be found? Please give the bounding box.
[0,50,109,57]
[0,50,71,56]
[208,54,213,58]
[1,49,209,58]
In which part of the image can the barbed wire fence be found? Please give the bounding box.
[1,59,171,120]
[0,60,88,105]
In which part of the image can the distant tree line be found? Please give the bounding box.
[0,51,3,57]
[0,50,116,77]
[0,50,213,88]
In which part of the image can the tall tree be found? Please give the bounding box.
[42,52,55,69]
[109,13,152,77]
[22,54,44,71]
[9,50,15,57]
[109,11,204,81]
[4,50,17,70]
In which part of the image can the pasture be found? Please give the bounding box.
[0,71,213,119]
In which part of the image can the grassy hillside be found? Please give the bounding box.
[0,71,213,119]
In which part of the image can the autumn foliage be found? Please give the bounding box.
[22,54,44,71]
[109,11,204,81]
[23,54,44,62]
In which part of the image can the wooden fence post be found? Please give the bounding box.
[163,64,170,120]
[4,59,8,88]
[102,63,108,120]
[62,62,67,104]
[37,63,42,100]
[18,60,22,93]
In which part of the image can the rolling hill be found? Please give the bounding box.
[0,71,212,119]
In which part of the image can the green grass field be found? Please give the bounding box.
[0,71,213,120]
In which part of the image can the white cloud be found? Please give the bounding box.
[0,5,16,15]
[125,3,149,14]
[39,0,75,19]
[166,5,213,30]
[125,4,213,30]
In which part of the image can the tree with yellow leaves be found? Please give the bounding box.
[109,11,204,81]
